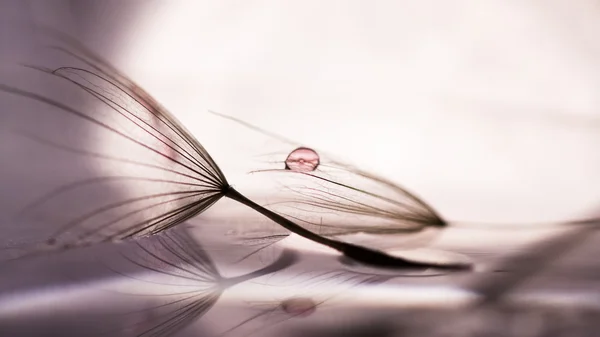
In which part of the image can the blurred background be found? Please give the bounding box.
[1,1,600,336]
[3,0,599,222]
[113,0,600,224]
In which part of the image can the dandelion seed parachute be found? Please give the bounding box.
[207,111,448,254]
[206,111,600,267]
[0,30,465,271]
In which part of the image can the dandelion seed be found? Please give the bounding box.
[0,29,464,271]
[210,110,600,270]
[208,111,454,267]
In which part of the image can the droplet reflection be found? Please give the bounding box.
[285,147,320,172]
[281,297,317,317]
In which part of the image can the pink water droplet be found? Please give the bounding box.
[285,147,320,172]
[281,297,316,317]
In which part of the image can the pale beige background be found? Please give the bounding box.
[105,0,600,225]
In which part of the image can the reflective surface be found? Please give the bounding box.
[1,220,600,336]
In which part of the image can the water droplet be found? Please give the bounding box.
[285,147,320,172]
[281,297,316,317]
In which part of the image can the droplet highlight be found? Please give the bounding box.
[285,147,320,172]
